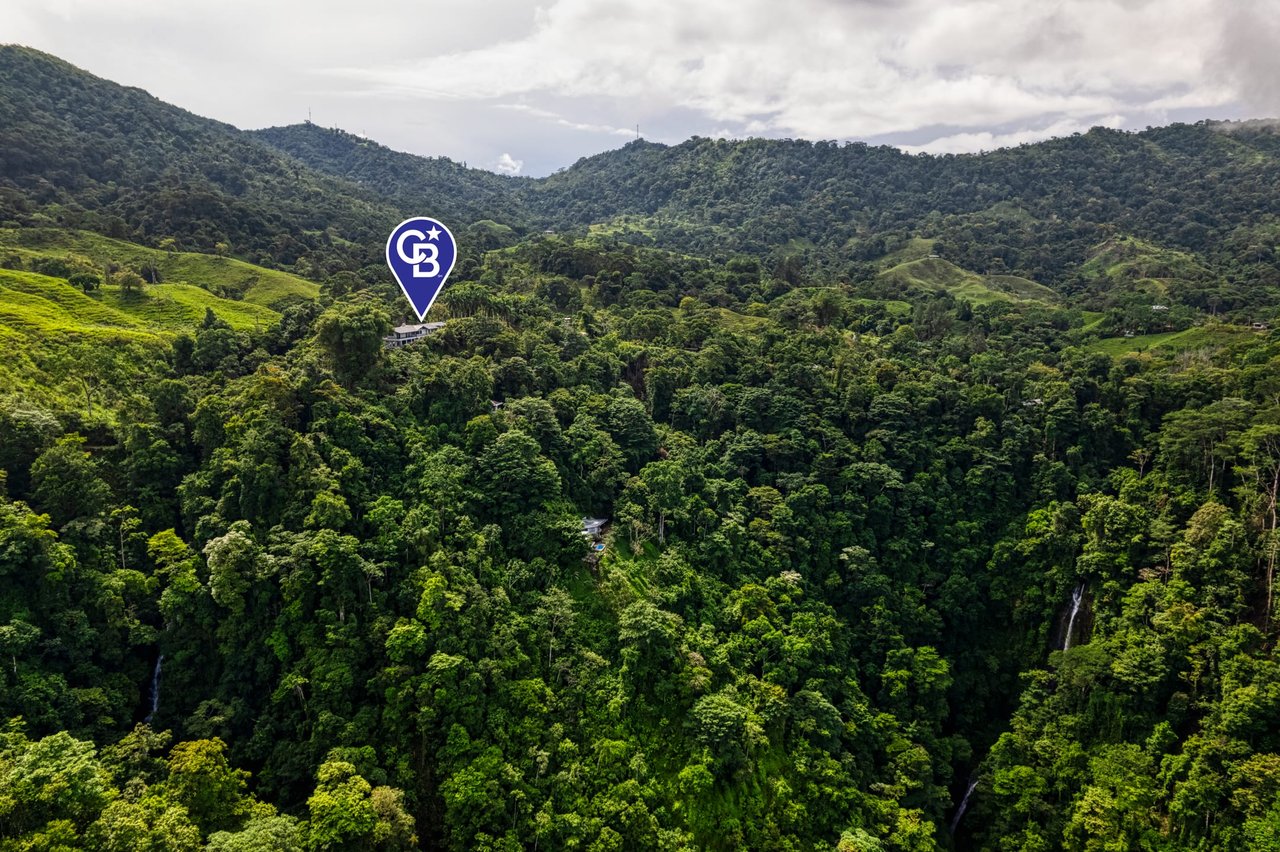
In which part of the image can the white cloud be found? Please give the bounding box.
[902,115,1128,155]
[335,0,1258,149]
[495,104,635,138]
[5,0,1277,170]
[494,152,524,174]
[1213,2,1280,116]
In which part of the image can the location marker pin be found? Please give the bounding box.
[386,216,458,321]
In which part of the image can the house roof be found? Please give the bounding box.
[390,322,446,335]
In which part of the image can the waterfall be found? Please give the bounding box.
[145,654,163,723]
[1063,582,1085,650]
[950,777,978,833]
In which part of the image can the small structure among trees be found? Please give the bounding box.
[383,322,445,349]
[580,517,608,542]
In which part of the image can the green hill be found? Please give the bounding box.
[7,45,1280,311]
[0,269,151,335]
[251,124,529,227]
[250,92,1280,313]
[0,228,319,307]
[877,256,1056,305]
[1078,235,1211,298]
[1083,323,1262,356]
[0,45,402,269]
[0,269,166,414]
[0,267,282,338]
[0,256,284,416]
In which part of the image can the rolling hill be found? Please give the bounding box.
[2,44,1280,321]
[251,124,529,228]
[0,45,403,269]
[0,229,303,418]
[877,256,1058,305]
[255,119,1280,310]
[0,228,318,307]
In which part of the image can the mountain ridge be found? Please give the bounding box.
[4,44,1280,310]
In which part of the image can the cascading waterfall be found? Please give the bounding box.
[950,777,979,833]
[145,654,163,723]
[1063,582,1086,650]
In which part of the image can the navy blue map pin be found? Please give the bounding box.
[386,217,457,320]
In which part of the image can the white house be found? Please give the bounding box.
[383,322,445,349]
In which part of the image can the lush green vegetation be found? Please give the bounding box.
[2,43,1280,852]
[0,228,320,307]
[7,42,1280,318]
[876,258,1056,306]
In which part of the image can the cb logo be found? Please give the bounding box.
[396,228,442,278]
[385,217,457,320]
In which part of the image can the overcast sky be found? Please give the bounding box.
[7,0,1279,176]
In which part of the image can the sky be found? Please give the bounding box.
[5,0,1279,176]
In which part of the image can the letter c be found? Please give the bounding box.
[396,229,428,264]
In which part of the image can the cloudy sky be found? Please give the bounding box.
[6,0,1279,175]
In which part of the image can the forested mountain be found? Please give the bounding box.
[7,43,1280,316]
[251,125,530,229]
[257,116,1280,312]
[0,46,406,274]
[3,44,1280,852]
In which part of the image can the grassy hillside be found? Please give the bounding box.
[0,270,151,335]
[0,270,168,415]
[99,284,278,330]
[875,237,939,266]
[1083,323,1264,356]
[1078,235,1210,297]
[878,256,1056,304]
[985,274,1060,301]
[0,259,283,418]
[0,267,278,332]
[0,228,319,307]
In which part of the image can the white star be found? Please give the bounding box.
[425,225,442,240]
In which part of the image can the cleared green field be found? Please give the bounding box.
[986,274,1059,302]
[875,237,937,267]
[715,307,772,333]
[1085,325,1261,356]
[0,228,319,306]
[100,284,278,331]
[878,257,1055,305]
[0,267,283,418]
[1079,235,1208,298]
[0,270,156,338]
[587,216,658,238]
[0,272,169,416]
[0,269,277,333]
[854,297,912,316]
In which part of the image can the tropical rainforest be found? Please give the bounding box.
[2,44,1280,851]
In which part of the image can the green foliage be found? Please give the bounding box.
[313,302,390,386]
[30,434,110,527]
[208,814,304,851]
[4,42,1280,852]
[4,220,1277,848]
[306,760,415,851]
[164,738,249,834]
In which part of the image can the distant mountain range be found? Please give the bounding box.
[3,44,1279,306]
